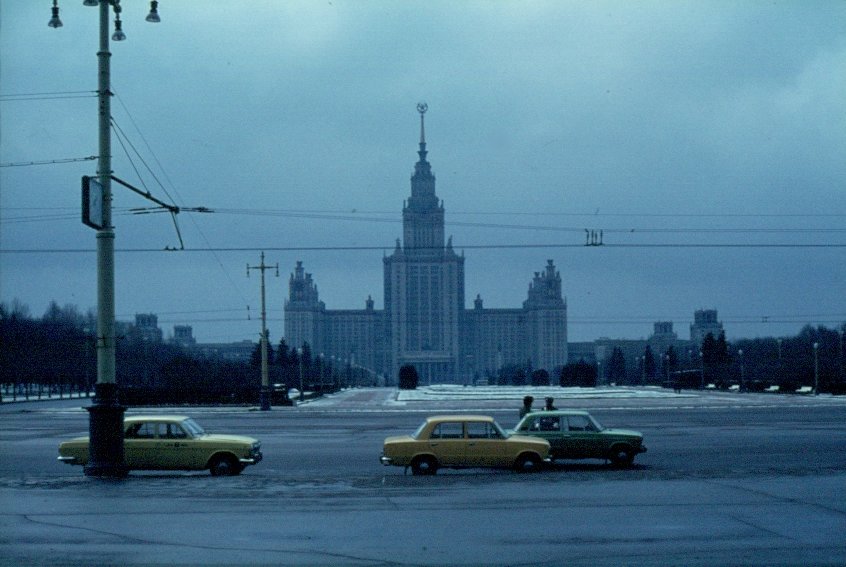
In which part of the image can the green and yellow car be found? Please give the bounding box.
[380,415,551,475]
[509,410,646,467]
[57,415,262,476]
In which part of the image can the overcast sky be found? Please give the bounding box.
[1,1,844,345]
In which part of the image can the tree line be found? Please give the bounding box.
[2,300,843,399]
[0,301,361,404]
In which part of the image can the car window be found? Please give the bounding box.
[431,422,464,439]
[538,416,561,432]
[182,418,205,437]
[525,417,542,431]
[467,421,503,439]
[125,422,156,439]
[164,423,188,439]
[567,415,591,432]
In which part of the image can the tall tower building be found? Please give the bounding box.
[284,104,568,386]
[523,260,568,372]
[285,261,325,353]
[383,103,465,385]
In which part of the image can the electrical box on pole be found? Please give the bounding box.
[81,175,105,230]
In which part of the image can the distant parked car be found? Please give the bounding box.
[380,415,551,475]
[509,410,646,467]
[58,415,262,476]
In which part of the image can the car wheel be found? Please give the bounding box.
[608,446,634,468]
[209,455,242,476]
[411,455,438,476]
[513,453,541,473]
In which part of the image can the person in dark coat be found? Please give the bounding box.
[543,397,557,411]
[519,395,534,418]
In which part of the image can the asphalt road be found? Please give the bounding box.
[1,388,845,566]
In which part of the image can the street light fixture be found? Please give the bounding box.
[146,1,161,23]
[111,14,126,41]
[48,0,63,27]
[48,0,161,478]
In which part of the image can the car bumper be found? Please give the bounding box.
[57,456,79,465]
[239,451,263,465]
[380,455,393,466]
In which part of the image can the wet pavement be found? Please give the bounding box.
[2,387,845,566]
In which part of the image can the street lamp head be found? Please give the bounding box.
[48,1,63,28]
[112,16,126,41]
[83,0,99,7]
[146,1,161,23]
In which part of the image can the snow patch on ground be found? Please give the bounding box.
[396,385,696,402]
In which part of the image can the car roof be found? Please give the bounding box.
[523,410,590,418]
[425,415,496,423]
[125,415,190,423]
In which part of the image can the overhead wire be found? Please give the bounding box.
[2,242,844,254]
[111,92,250,307]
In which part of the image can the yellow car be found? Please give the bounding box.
[380,415,551,475]
[57,415,262,476]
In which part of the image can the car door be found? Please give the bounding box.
[426,421,466,466]
[564,415,605,458]
[518,415,566,457]
[465,421,510,466]
[123,421,159,469]
[156,422,200,470]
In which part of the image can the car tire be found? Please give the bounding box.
[410,455,438,476]
[513,452,542,473]
[608,446,634,468]
[208,455,242,476]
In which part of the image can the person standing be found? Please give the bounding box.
[519,395,534,418]
[543,397,557,411]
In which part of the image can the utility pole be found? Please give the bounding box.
[248,252,278,411]
[50,0,162,478]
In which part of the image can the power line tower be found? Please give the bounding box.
[248,252,279,410]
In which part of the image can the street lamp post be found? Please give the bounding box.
[813,342,819,395]
[699,351,704,389]
[738,349,745,392]
[49,0,161,478]
[319,354,325,392]
[247,252,278,411]
[296,347,304,403]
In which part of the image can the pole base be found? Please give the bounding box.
[259,386,271,411]
[84,383,128,478]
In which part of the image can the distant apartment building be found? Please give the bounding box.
[284,106,568,384]
[189,340,255,363]
[133,313,162,343]
[172,325,197,347]
[690,309,724,346]
[592,317,721,384]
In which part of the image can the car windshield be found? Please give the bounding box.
[589,415,605,431]
[411,420,428,440]
[181,418,206,437]
[491,421,507,438]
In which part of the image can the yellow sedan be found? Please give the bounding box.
[58,415,262,476]
[380,415,550,475]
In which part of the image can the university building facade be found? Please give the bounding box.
[284,107,568,385]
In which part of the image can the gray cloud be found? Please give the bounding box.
[1,0,844,343]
